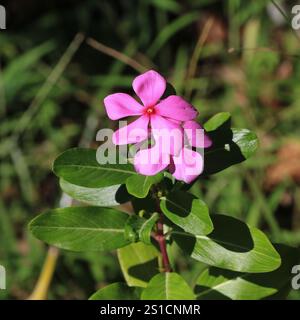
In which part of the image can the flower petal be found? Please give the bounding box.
[151,114,183,156]
[134,145,170,176]
[170,147,204,183]
[156,95,198,121]
[183,121,212,148]
[112,115,149,145]
[104,93,143,120]
[132,70,166,106]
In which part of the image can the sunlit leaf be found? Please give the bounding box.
[29,207,130,251]
[160,191,213,236]
[173,214,281,273]
[118,242,160,288]
[141,273,195,300]
[89,283,142,300]
[203,112,231,132]
[203,114,258,175]
[195,244,300,300]
[60,179,131,206]
[53,148,136,188]
[126,173,163,198]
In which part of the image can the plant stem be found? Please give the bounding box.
[27,247,59,300]
[155,213,172,273]
[151,185,172,272]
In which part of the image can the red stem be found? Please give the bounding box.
[155,214,172,273]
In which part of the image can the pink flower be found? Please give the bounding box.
[183,120,212,149]
[103,70,212,183]
[104,70,198,155]
[134,120,212,183]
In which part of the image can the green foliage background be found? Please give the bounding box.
[0,0,300,299]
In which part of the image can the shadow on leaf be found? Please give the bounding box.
[203,117,247,175]
[209,215,254,252]
[174,214,254,254]
[128,258,159,283]
[195,285,231,300]
[195,244,300,300]
[164,192,196,217]
[115,184,132,203]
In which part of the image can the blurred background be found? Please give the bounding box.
[0,0,300,299]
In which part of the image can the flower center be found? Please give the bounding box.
[145,106,155,115]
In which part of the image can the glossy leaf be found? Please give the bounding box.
[204,128,258,175]
[196,269,275,300]
[173,214,281,273]
[60,179,131,206]
[203,114,258,175]
[160,191,213,236]
[29,207,130,251]
[141,273,195,300]
[53,148,137,188]
[89,283,141,300]
[126,173,163,198]
[195,244,300,300]
[231,128,258,159]
[118,242,159,288]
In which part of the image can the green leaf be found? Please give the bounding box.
[173,214,281,273]
[59,179,131,207]
[204,128,258,175]
[53,148,137,188]
[195,268,275,300]
[118,242,160,288]
[232,128,258,159]
[195,244,300,300]
[126,173,163,198]
[124,214,159,244]
[59,179,130,207]
[29,207,130,251]
[89,283,141,300]
[160,191,213,236]
[141,273,195,300]
[203,112,231,132]
[124,215,147,243]
[203,114,258,175]
[139,213,159,245]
